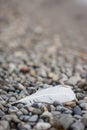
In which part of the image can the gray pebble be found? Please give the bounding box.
[73,105,82,115]
[71,121,85,130]
[28,115,38,122]
[66,76,81,86]
[19,115,30,121]
[17,111,23,116]
[80,103,87,110]
[20,108,28,115]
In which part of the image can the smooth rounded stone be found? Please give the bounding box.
[28,115,38,122]
[0,120,10,130]
[35,122,51,130]
[17,122,31,130]
[17,83,25,90]
[20,108,28,115]
[0,109,5,117]
[19,115,30,121]
[71,121,85,130]
[8,106,18,113]
[27,106,42,115]
[73,105,82,115]
[2,114,20,123]
[76,93,85,100]
[81,114,87,127]
[16,111,23,116]
[17,103,24,109]
[9,96,16,102]
[80,103,87,110]
[53,114,75,130]
[41,111,53,122]
[19,65,29,73]
[63,101,76,107]
[66,76,81,86]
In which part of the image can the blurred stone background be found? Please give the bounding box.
[0,0,87,51]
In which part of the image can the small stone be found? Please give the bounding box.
[63,101,76,107]
[28,115,38,122]
[66,76,81,86]
[17,103,24,109]
[71,121,85,130]
[35,122,51,130]
[81,114,87,127]
[17,111,23,116]
[41,111,53,122]
[19,115,30,121]
[80,103,87,110]
[73,105,82,115]
[20,65,29,73]
[0,109,5,117]
[27,106,42,115]
[20,108,28,115]
[17,83,25,90]
[30,70,36,76]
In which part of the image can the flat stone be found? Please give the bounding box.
[27,106,42,115]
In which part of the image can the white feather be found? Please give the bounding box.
[14,85,76,105]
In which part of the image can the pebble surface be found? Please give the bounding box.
[0,22,87,130]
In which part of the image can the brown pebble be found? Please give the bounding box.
[20,65,29,73]
[63,101,76,107]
